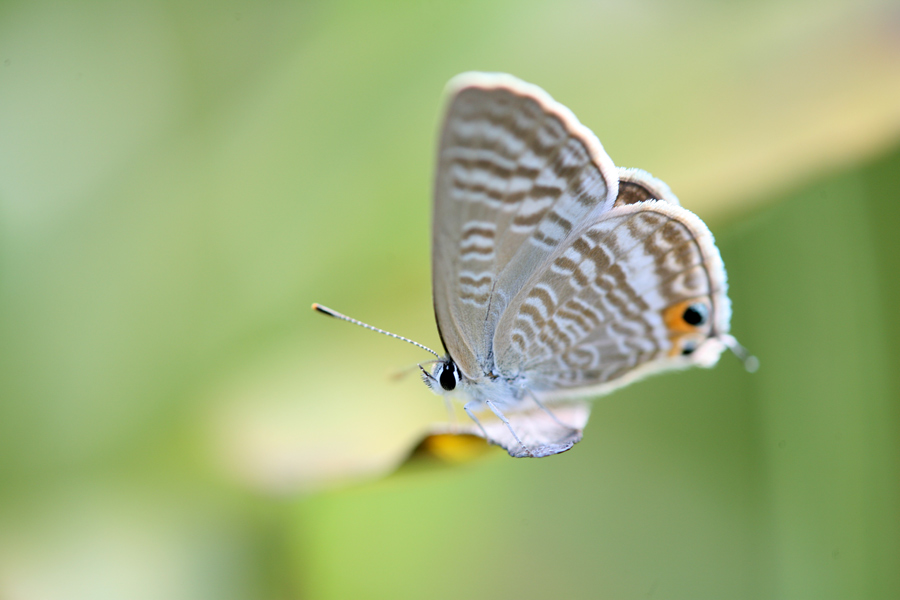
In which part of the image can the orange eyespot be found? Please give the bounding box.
[663,298,711,357]
[663,298,711,334]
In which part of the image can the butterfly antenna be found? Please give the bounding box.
[720,334,759,373]
[312,303,441,358]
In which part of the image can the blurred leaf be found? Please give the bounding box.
[0,0,898,598]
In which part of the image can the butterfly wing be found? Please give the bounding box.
[432,73,619,378]
[492,199,731,402]
[615,167,680,207]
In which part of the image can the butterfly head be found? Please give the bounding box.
[423,358,463,394]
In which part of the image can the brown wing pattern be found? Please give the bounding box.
[433,74,618,377]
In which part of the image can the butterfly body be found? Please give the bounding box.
[426,359,525,410]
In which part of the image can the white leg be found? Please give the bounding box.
[485,400,533,457]
[463,401,490,439]
[527,390,575,431]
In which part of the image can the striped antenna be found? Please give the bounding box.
[312,303,441,358]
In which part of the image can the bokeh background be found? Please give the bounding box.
[2,0,899,598]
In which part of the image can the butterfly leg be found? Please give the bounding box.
[526,390,577,433]
[463,401,491,439]
[484,400,534,458]
[463,400,491,441]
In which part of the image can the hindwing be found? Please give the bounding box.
[492,201,731,401]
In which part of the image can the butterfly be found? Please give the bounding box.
[315,72,754,458]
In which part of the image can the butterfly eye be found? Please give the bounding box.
[439,363,458,391]
[682,303,708,326]
[681,340,698,356]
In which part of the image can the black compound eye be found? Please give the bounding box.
[682,341,697,356]
[682,303,708,326]
[439,363,457,391]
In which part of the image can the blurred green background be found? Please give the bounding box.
[1,0,899,598]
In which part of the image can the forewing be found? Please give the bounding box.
[493,200,731,400]
[432,73,618,377]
